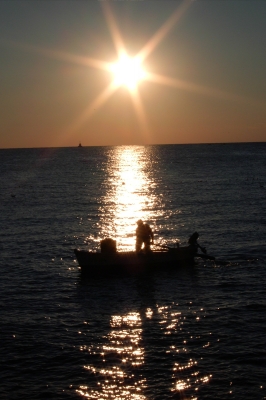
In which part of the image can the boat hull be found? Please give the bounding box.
[74,248,196,276]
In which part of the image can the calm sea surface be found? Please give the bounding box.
[1,143,266,399]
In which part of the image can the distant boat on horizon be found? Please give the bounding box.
[78,143,82,147]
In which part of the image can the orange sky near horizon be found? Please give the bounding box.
[0,0,266,149]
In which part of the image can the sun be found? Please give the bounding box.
[28,0,192,144]
[109,54,146,91]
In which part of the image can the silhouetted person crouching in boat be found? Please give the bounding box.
[188,232,206,255]
[136,220,154,253]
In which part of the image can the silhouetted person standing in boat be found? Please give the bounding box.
[136,220,154,253]
[188,232,206,255]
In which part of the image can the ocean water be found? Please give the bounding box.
[0,143,265,400]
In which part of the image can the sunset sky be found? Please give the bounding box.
[0,0,266,148]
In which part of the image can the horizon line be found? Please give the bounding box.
[0,140,265,151]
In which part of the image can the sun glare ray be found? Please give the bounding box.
[101,1,127,59]
[53,81,118,147]
[130,90,151,142]
[2,2,194,146]
[99,1,153,142]
[1,39,111,71]
[137,0,192,62]
[145,71,266,107]
[4,0,258,147]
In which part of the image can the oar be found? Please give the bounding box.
[195,244,215,261]
[153,243,215,260]
[196,253,216,261]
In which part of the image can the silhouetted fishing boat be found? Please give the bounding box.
[74,238,215,276]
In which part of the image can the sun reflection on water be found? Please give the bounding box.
[76,302,214,399]
[98,146,161,251]
[77,311,146,399]
[156,304,213,398]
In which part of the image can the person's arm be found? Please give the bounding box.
[198,243,206,254]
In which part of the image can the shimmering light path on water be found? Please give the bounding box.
[1,143,266,399]
[96,146,160,251]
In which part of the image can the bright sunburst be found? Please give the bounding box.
[109,54,146,91]
[12,0,192,145]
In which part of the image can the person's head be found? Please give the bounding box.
[188,232,199,244]
[137,219,143,226]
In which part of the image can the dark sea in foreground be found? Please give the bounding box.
[1,143,266,400]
